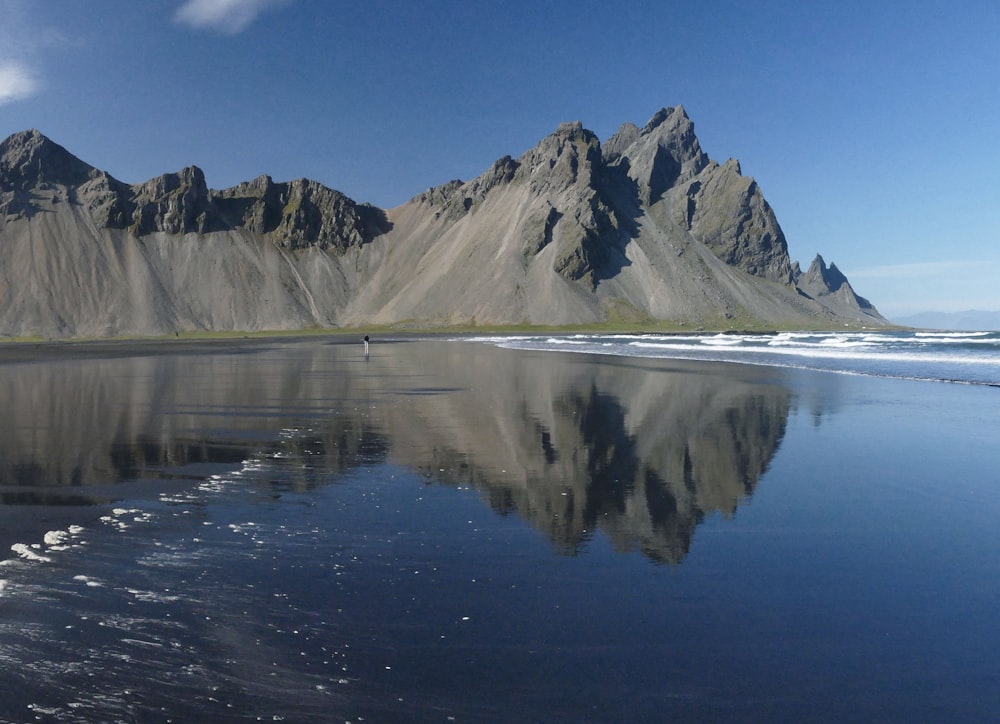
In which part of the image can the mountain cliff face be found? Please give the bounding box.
[0,108,886,338]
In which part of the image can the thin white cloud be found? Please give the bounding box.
[0,60,39,106]
[0,0,68,105]
[848,260,991,279]
[175,0,291,35]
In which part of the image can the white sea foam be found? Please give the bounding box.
[158,494,192,503]
[916,331,990,338]
[702,335,744,346]
[485,331,1000,385]
[39,525,86,552]
[73,575,104,587]
[629,339,994,366]
[913,335,997,345]
[126,588,180,603]
[101,507,151,531]
[11,543,52,563]
[43,530,69,547]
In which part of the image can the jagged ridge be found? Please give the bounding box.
[0,108,887,338]
[1,130,386,249]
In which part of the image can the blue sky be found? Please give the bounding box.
[2,0,998,318]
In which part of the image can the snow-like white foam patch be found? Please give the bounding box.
[11,543,52,563]
[158,494,191,504]
[27,704,61,716]
[43,530,70,547]
[12,526,89,559]
[100,508,151,531]
[701,335,744,346]
[73,575,104,587]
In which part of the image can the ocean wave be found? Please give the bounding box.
[484,332,1000,385]
[915,331,991,338]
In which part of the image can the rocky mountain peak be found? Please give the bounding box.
[556,120,585,134]
[133,166,208,199]
[0,129,94,190]
[641,104,689,133]
[801,253,848,291]
[603,122,641,163]
[617,105,709,204]
[518,121,602,192]
[722,157,742,175]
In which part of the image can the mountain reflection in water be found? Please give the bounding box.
[0,339,791,563]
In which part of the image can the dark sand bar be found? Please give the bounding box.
[1,337,999,721]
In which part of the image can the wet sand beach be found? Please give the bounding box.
[1,337,999,721]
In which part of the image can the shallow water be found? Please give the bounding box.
[1,339,999,721]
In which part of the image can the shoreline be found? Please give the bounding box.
[0,323,909,364]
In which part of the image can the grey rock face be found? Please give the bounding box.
[130,166,213,235]
[514,121,622,285]
[671,158,794,283]
[0,129,93,191]
[214,176,380,251]
[602,122,641,163]
[1,130,95,220]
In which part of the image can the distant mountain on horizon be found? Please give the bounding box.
[894,310,1000,331]
[0,107,887,338]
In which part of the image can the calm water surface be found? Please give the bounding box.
[0,338,998,722]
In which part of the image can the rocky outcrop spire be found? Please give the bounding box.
[795,254,880,321]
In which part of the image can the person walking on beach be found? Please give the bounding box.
[363,334,370,357]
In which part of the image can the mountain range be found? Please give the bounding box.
[0,106,886,338]
[893,310,1000,331]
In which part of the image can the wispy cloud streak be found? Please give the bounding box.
[0,0,67,105]
[0,60,38,105]
[175,0,292,35]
